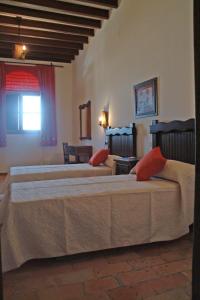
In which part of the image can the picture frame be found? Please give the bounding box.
[134,77,158,118]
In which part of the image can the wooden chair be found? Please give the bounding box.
[62,143,77,164]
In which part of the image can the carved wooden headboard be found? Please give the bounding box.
[105,123,137,157]
[150,119,195,164]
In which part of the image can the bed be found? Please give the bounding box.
[1,119,195,272]
[8,123,137,183]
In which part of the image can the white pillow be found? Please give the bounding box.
[155,159,194,183]
[129,166,136,174]
[104,155,122,175]
[155,160,195,225]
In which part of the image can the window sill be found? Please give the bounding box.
[7,131,41,135]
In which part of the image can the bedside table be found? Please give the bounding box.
[115,157,139,175]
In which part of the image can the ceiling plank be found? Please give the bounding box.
[12,0,109,19]
[0,34,83,50]
[0,3,101,28]
[0,26,88,44]
[0,42,79,56]
[71,0,118,8]
[0,15,95,36]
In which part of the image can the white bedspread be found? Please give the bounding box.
[9,163,112,183]
[1,174,194,272]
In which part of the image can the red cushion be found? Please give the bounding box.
[89,149,109,166]
[134,147,167,181]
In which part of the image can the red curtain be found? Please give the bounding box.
[0,63,6,147]
[0,64,57,147]
[5,65,40,92]
[38,66,57,146]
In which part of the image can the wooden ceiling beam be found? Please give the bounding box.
[71,0,118,8]
[29,52,75,61]
[0,3,101,28]
[1,54,71,63]
[0,34,83,50]
[0,26,88,44]
[0,15,95,36]
[0,49,72,63]
[12,0,109,19]
[0,42,79,56]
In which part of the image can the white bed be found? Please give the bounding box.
[8,124,137,183]
[1,168,194,272]
[9,163,113,183]
[0,119,194,272]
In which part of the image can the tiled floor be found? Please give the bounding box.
[3,233,192,300]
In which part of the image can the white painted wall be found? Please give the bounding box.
[0,64,73,172]
[72,0,195,157]
[0,0,195,172]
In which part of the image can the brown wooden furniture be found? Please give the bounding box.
[150,119,195,164]
[105,123,137,157]
[63,143,92,163]
[115,157,139,175]
[79,100,91,140]
[0,225,3,300]
[193,2,200,298]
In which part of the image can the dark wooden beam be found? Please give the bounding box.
[0,227,3,300]
[12,0,109,19]
[0,48,75,61]
[28,52,75,61]
[0,15,95,36]
[0,26,88,44]
[0,42,79,56]
[0,3,101,28]
[193,0,200,299]
[0,51,72,63]
[72,0,118,8]
[0,45,75,60]
[0,34,83,50]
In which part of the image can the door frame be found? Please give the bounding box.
[193,1,200,299]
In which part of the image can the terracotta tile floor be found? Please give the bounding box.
[3,233,192,300]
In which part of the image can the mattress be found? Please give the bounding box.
[1,174,193,272]
[9,163,112,183]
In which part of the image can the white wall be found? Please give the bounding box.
[0,0,194,172]
[0,64,73,172]
[72,0,195,157]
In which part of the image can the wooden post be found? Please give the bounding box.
[192,0,200,299]
[0,225,3,300]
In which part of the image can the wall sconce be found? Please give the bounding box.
[98,110,109,128]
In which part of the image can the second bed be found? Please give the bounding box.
[9,123,137,183]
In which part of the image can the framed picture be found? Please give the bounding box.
[134,77,158,118]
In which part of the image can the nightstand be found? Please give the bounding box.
[115,157,139,175]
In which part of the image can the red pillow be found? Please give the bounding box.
[89,149,109,166]
[134,147,167,181]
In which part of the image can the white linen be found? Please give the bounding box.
[9,163,112,183]
[104,155,122,175]
[1,173,194,272]
[155,160,195,224]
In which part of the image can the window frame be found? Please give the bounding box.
[6,91,42,135]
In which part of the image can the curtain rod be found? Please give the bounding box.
[0,60,64,68]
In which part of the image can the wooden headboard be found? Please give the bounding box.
[105,123,137,157]
[150,119,195,164]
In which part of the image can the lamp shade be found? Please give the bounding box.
[13,44,27,59]
[98,111,109,128]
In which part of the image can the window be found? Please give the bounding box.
[6,93,41,133]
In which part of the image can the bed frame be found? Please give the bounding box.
[105,123,137,157]
[150,118,195,164]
